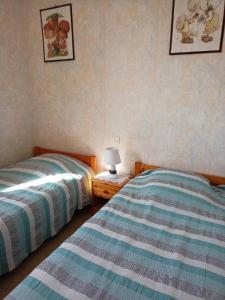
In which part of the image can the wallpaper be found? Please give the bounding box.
[1,0,225,176]
[0,0,33,168]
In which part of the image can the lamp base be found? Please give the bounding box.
[108,168,118,178]
[109,169,117,175]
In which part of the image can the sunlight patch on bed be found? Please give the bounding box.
[2,173,82,193]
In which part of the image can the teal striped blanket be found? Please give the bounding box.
[0,154,93,276]
[6,169,225,299]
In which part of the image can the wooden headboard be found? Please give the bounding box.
[135,161,225,186]
[34,146,97,173]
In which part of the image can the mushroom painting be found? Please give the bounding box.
[40,4,75,62]
[170,0,225,54]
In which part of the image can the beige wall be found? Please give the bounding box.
[0,0,33,167]
[1,0,225,175]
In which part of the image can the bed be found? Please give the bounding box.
[0,146,96,276]
[5,162,225,299]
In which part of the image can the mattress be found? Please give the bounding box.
[0,153,93,276]
[6,169,225,299]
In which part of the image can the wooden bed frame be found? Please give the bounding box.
[135,162,225,185]
[34,146,97,173]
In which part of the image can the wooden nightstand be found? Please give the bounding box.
[91,175,132,213]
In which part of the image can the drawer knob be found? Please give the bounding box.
[103,190,109,194]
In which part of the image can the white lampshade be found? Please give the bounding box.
[104,147,121,166]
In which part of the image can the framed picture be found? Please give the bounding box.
[169,0,225,55]
[40,3,75,62]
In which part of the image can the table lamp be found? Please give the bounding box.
[104,147,121,177]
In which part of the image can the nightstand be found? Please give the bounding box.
[91,175,132,213]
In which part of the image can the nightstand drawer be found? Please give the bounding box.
[92,183,120,199]
[93,188,115,199]
[93,182,120,192]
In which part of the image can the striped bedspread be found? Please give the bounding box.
[0,154,93,276]
[6,169,225,299]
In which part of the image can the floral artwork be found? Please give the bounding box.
[170,0,225,54]
[40,4,75,62]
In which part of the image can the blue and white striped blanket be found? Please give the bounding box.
[6,169,225,299]
[0,154,93,276]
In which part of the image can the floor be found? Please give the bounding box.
[0,208,93,299]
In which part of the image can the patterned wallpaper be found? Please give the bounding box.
[0,0,33,167]
[1,0,225,175]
